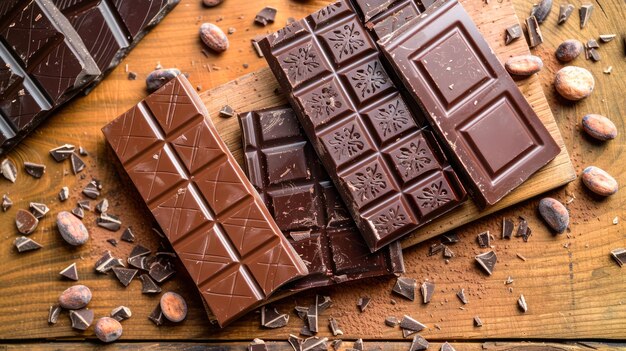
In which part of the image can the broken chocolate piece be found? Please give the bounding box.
[441,232,460,244]
[107,238,118,247]
[441,342,455,351]
[530,0,552,24]
[420,281,434,304]
[70,309,94,330]
[48,304,62,324]
[97,213,122,231]
[289,334,304,351]
[330,339,342,351]
[255,7,277,26]
[112,267,137,287]
[249,339,268,351]
[71,207,84,219]
[261,306,289,328]
[385,316,399,327]
[219,105,234,118]
[251,36,265,58]
[60,262,79,281]
[579,4,593,29]
[149,261,175,283]
[316,295,332,313]
[128,255,147,270]
[443,246,454,258]
[82,182,100,199]
[95,251,124,273]
[303,337,328,351]
[306,299,319,333]
[400,315,426,333]
[476,231,491,248]
[587,39,599,48]
[129,244,151,259]
[77,200,91,211]
[357,296,371,312]
[409,335,429,351]
[294,306,308,320]
[393,277,416,301]
[353,339,364,351]
[24,162,46,178]
[473,316,483,327]
[50,144,75,162]
[502,218,514,239]
[558,4,574,24]
[611,248,626,267]
[300,325,314,337]
[59,187,69,202]
[456,289,468,304]
[120,228,135,242]
[599,34,616,43]
[15,236,42,252]
[589,48,600,61]
[70,153,85,174]
[429,243,446,256]
[1,159,17,183]
[329,317,343,336]
[111,306,132,321]
[16,209,39,235]
[516,217,531,241]
[2,194,12,211]
[95,199,109,214]
[526,16,543,48]
[475,251,497,275]
[518,294,528,312]
[29,202,49,219]
[139,274,162,294]
[148,304,164,326]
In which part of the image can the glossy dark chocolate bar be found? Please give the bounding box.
[259,0,467,252]
[102,75,308,327]
[239,106,404,291]
[380,0,560,208]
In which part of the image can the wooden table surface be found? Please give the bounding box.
[0,0,625,349]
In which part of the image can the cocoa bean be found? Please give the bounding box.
[582,114,617,141]
[538,198,569,233]
[554,66,594,101]
[200,23,229,53]
[581,166,618,196]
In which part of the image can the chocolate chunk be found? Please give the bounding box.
[516,217,531,241]
[69,309,94,330]
[443,246,454,258]
[49,144,75,162]
[95,251,124,273]
[219,105,234,118]
[385,316,399,327]
[111,306,132,321]
[302,337,328,351]
[473,316,483,327]
[611,248,626,267]
[16,209,38,235]
[400,315,426,336]
[128,255,147,270]
[107,238,117,247]
[300,325,314,337]
[59,187,69,202]
[70,153,86,174]
[429,243,446,256]
[71,207,84,219]
[589,48,601,62]
[329,317,343,336]
[599,34,616,43]
[2,194,12,211]
[15,236,42,252]
[530,0,552,24]
[456,289,468,304]
[409,335,429,351]
[526,16,544,48]
[251,36,265,58]
[148,261,175,283]
[77,200,91,211]
[82,182,100,199]
[579,4,593,29]
[112,267,137,286]
[120,228,135,242]
[48,304,62,324]
[24,162,46,178]
[139,274,162,294]
[475,251,497,275]
[288,334,304,351]
[518,294,528,312]
[476,231,491,248]
[505,276,514,284]
[294,306,309,320]
[441,232,460,244]
[79,147,88,156]
[249,339,268,351]
[393,277,416,301]
[587,39,600,49]
[353,339,364,351]
[330,339,342,351]
[1,159,17,182]
[255,7,277,26]
[261,306,289,328]
[148,304,164,326]
[95,199,109,214]
[97,213,122,231]
[441,342,456,351]
[130,244,151,259]
[420,281,435,304]
[357,296,371,312]
[60,262,79,281]
[317,295,332,313]
[558,4,574,24]
[30,202,49,219]
[306,300,319,334]
[502,218,514,239]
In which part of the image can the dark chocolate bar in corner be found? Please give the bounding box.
[239,106,404,291]
[259,0,467,252]
[379,0,560,208]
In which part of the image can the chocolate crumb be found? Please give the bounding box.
[107,238,118,247]
[219,105,234,118]
[255,7,277,26]
[476,231,491,248]
[516,253,527,261]
[128,72,137,80]
[49,144,75,162]
[59,187,69,202]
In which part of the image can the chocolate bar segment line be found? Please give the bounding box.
[239,106,404,291]
[260,0,467,252]
[102,75,308,327]
[379,0,560,208]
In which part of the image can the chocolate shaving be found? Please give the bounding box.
[393,277,416,301]
[476,231,491,248]
[420,281,435,304]
[148,303,164,326]
[579,4,593,29]
[139,274,162,294]
[58,187,69,202]
[70,153,86,174]
[261,306,289,328]
[328,317,343,336]
[111,306,132,321]
[60,262,79,281]
[409,335,429,351]
[473,316,483,327]
[49,144,75,162]
[2,194,12,211]
[24,162,46,178]
[502,218,514,239]
[69,309,94,330]
[357,296,371,312]
[475,251,497,275]
[97,213,122,231]
[558,4,574,24]
[48,304,62,324]
[525,16,543,48]
[0,159,17,183]
[121,228,135,242]
[518,294,528,312]
[456,289,468,304]
[29,202,49,219]
[440,232,460,244]
[15,236,42,252]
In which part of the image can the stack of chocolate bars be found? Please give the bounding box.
[101,0,560,327]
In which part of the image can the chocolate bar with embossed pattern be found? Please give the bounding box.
[259,0,467,252]
[239,106,404,291]
[379,0,560,208]
[351,0,422,40]
[102,75,308,327]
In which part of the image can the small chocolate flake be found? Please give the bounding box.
[127,72,137,80]
[473,316,483,327]
[587,39,599,48]
[530,0,552,24]
[505,24,522,45]
[128,255,147,270]
[303,336,328,351]
[475,251,497,275]
[505,276,514,284]
[306,298,319,333]
[70,153,86,174]
[82,182,100,199]
[443,246,454,258]
[1,159,17,182]
[525,16,543,48]
[409,335,429,351]
[316,295,332,313]
[353,338,363,351]
[69,309,94,330]
[16,209,39,235]
[299,324,314,337]
[357,296,371,312]
[71,207,84,219]
[251,36,265,57]
[149,261,176,283]
[428,243,445,256]
[59,187,69,202]
[2,194,12,211]
[516,217,528,237]
[97,213,122,231]
[400,315,426,333]
[502,218,514,239]
[579,4,593,29]
[558,4,574,24]
[599,34,616,43]
[440,232,460,244]
[60,262,79,281]
[516,253,527,261]
[476,231,491,248]
[139,274,162,294]
[219,105,234,118]
[518,294,528,312]
[261,306,289,328]
[111,306,132,321]
[77,200,91,211]
[385,316,399,327]
[121,228,135,242]
[249,339,268,351]
[29,202,49,219]
[392,277,416,301]
[79,147,88,156]
[48,304,62,324]
[610,248,626,267]
[294,306,308,320]
[49,144,75,162]
[289,334,304,351]
[130,244,151,258]
[441,342,456,351]
[328,317,343,336]
[148,303,164,326]
[420,281,435,304]
[330,339,342,351]
[95,251,124,273]
[107,238,118,247]
[456,289,468,304]
[254,7,277,26]
[95,199,109,214]
[24,162,46,178]
[589,48,601,61]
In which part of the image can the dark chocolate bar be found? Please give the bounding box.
[379,0,560,208]
[351,0,421,40]
[259,1,467,252]
[0,0,178,154]
[102,75,308,327]
[239,106,404,291]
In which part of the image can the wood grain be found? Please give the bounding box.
[0,0,624,343]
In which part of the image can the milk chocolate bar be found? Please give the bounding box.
[239,106,404,291]
[259,1,467,252]
[102,75,308,327]
[380,0,560,208]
